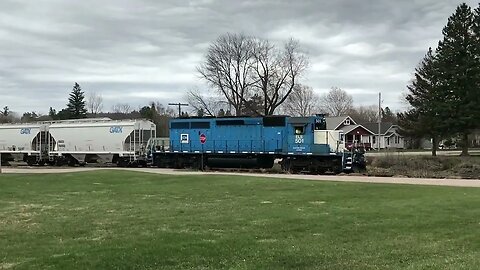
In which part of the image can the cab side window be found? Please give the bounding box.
[294,126,304,135]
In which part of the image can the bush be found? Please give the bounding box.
[367,155,479,179]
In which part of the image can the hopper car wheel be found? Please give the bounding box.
[117,159,127,167]
[26,159,36,166]
[38,160,46,166]
[55,159,64,166]
[128,161,139,167]
[67,158,77,167]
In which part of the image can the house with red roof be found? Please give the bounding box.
[326,116,405,150]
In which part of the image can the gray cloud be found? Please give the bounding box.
[0,0,477,114]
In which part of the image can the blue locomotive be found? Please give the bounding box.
[152,115,365,173]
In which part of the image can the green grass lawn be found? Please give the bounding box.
[1,171,479,269]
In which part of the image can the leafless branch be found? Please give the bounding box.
[320,87,354,116]
[282,84,321,117]
[111,103,132,114]
[87,91,103,115]
[197,33,257,115]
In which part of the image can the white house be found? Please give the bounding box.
[326,116,405,150]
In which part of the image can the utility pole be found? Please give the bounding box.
[168,103,189,117]
[378,92,381,151]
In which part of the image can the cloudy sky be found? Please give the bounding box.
[0,0,477,115]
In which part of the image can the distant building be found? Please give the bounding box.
[326,115,405,150]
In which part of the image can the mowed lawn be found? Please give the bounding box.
[1,171,479,269]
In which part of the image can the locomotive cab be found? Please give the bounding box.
[286,115,341,155]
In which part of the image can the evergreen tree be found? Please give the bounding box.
[21,112,38,123]
[2,106,9,117]
[381,107,396,123]
[140,105,155,120]
[435,3,478,155]
[242,94,263,116]
[401,48,447,156]
[48,107,57,119]
[57,108,70,120]
[473,4,480,125]
[66,82,87,119]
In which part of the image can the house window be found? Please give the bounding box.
[344,119,351,125]
[387,138,390,145]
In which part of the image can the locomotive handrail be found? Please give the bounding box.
[162,139,283,154]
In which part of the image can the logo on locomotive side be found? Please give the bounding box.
[295,135,304,144]
[109,126,123,133]
[181,134,189,144]
[20,128,31,134]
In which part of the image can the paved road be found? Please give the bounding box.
[2,167,479,188]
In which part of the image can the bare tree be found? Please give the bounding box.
[186,88,228,117]
[253,38,308,115]
[197,33,256,115]
[282,84,320,116]
[320,87,353,116]
[87,91,103,115]
[111,103,132,114]
[349,105,379,123]
[151,101,175,116]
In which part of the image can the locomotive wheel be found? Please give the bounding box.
[352,164,366,174]
[280,159,292,173]
[173,157,184,169]
[55,159,65,166]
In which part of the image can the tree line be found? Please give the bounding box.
[0,83,176,137]
[2,3,476,152]
[189,33,395,123]
[399,3,480,156]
